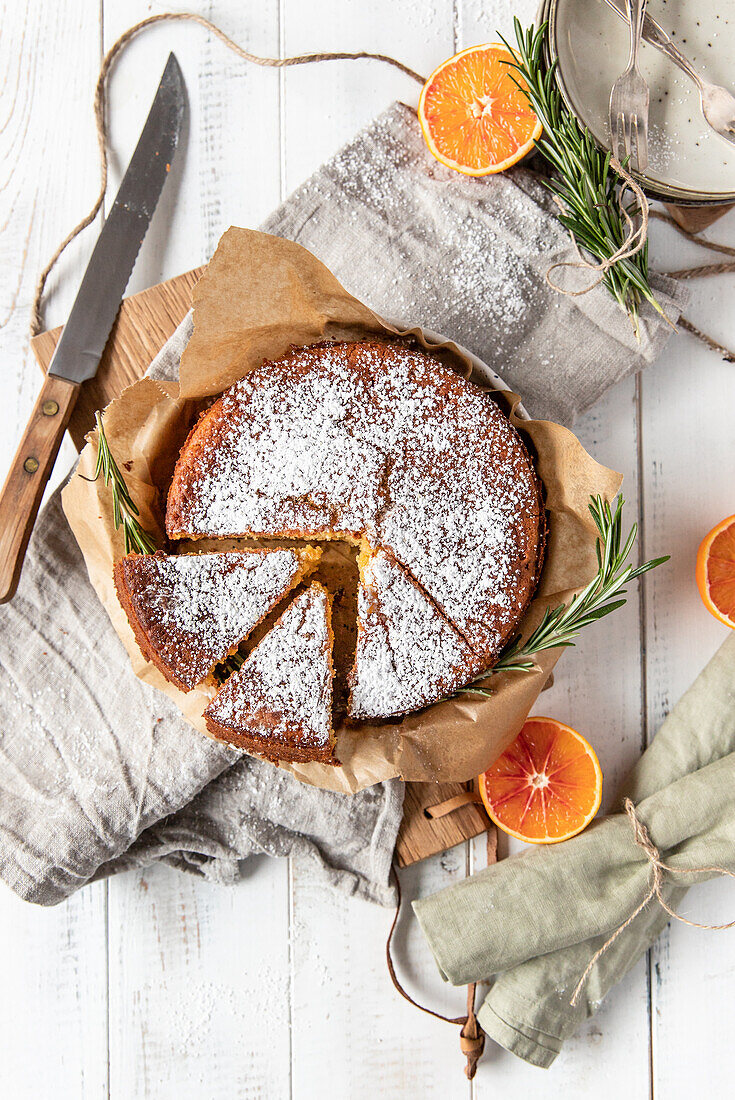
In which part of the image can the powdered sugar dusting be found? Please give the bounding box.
[168,341,543,667]
[378,446,536,657]
[205,585,333,753]
[122,549,311,689]
[349,550,478,719]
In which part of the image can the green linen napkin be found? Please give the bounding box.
[413,632,735,1068]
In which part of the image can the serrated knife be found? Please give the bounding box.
[0,52,186,604]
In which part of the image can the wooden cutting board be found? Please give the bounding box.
[30,269,494,867]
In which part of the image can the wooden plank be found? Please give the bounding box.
[107,862,292,1098]
[457,0,654,1091]
[642,213,735,1098]
[0,880,109,1099]
[0,5,100,495]
[0,3,110,1097]
[102,7,283,288]
[279,0,434,193]
[395,782,490,868]
[99,4,290,1099]
[469,379,653,1099]
[280,3,480,1096]
[290,851,475,1098]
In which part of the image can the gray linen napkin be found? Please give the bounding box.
[0,100,685,908]
[263,103,687,425]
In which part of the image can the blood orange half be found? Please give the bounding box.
[696,514,735,629]
[479,717,602,844]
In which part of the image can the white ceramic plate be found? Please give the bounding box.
[551,0,735,201]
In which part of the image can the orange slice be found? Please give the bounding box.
[478,717,602,844]
[418,43,542,176]
[696,514,735,629]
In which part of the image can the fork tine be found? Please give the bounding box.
[612,110,625,163]
[627,113,637,171]
[623,111,633,167]
[634,112,649,171]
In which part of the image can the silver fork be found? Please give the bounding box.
[608,0,650,171]
[604,0,735,147]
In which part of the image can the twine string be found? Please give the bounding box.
[652,208,735,279]
[548,178,735,358]
[386,868,486,1079]
[30,11,424,336]
[676,316,735,363]
[570,797,735,1007]
[651,209,735,361]
[30,12,735,361]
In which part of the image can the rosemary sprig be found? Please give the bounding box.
[500,19,663,334]
[460,494,668,691]
[90,412,245,680]
[89,411,158,555]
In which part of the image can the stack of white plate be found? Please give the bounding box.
[539,0,735,204]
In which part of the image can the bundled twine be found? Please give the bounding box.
[545,159,735,359]
[570,797,735,1008]
[545,156,651,297]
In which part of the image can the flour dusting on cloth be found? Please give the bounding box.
[262,102,687,425]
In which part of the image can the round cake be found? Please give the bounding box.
[166,339,545,718]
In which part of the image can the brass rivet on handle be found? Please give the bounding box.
[24,457,39,474]
[42,400,59,417]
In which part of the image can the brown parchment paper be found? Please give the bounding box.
[62,228,621,794]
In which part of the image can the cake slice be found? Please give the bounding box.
[204,583,336,764]
[114,547,321,692]
[348,547,483,720]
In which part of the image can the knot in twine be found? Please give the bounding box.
[545,157,653,299]
[543,163,735,359]
[570,797,735,1007]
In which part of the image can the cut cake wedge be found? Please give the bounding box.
[204,583,336,764]
[348,547,482,719]
[114,547,321,692]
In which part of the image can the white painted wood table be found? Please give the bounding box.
[2,1,735,1095]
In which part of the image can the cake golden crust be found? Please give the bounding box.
[165,339,545,718]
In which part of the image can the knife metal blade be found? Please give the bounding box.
[49,52,187,384]
[0,53,186,604]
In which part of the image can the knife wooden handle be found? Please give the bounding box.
[0,373,79,604]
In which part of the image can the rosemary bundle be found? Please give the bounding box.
[460,494,668,697]
[501,19,664,333]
